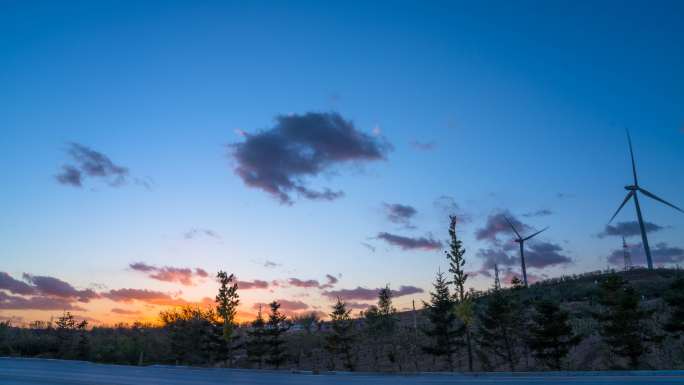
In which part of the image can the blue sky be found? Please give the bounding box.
[1,0,683,323]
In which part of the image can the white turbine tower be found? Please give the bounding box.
[609,130,683,270]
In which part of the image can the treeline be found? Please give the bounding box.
[1,217,683,371]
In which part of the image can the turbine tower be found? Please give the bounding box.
[504,216,548,287]
[609,130,683,270]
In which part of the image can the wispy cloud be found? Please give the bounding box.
[129,263,208,286]
[377,232,442,251]
[322,285,423,301]
[56,143,130,187]
[598,221,665,238]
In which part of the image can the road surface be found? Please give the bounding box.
[1,358,684,384]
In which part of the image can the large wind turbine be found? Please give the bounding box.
[504,216,548,287]
[609,130,684,270]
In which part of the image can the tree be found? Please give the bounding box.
[215,271,240,365]
[292,312,321,334]
[477,289,524,371]
[246,305,268,368]
[527,300,581,370]
[265,301,290,368]
[159,306,222,365]
[326,298,356,371]
[364,285,399,369]
[664,277,684,338]
[445,215,473,371]
[76,320,90,360]
[422,271,461,371]
[55,312,77,358]
[594,275,653,369]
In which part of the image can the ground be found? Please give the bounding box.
[1,358,684,385]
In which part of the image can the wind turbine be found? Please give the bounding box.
[504,216,548,287]
[609,130,684,270]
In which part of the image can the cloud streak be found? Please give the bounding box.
[129,263,208,286]
[598,221,665,238]
[322,285,423,301]
[377,232,442,251]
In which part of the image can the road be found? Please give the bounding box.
[1,358,684,384]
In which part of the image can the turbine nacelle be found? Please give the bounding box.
[625,185,638,191]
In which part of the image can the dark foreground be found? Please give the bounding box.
[1,358,684,385]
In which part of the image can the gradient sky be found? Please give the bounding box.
[1,0,683,325]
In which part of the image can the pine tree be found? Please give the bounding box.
[265,301,290,368]
[477,289,523,371]
[215,271,240,365]
[445,215,473,371]
[326,298,356,371]
[422,271,461,371]
[246,306,268,368]
[594,275,653,369]
[55,311,76,358]
[364,285,398,369]
[527,300,582,370]
[76,320,90,360]
[664,277,684,338]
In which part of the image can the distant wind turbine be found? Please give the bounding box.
[504,216,548,287]
[609,130,684,270]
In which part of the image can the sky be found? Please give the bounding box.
[1,0,683,326]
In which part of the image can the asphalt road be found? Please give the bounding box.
[2,358,684,385]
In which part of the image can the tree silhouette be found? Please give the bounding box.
[594,275,653,369]
[422,271,461,371]
[527,299,581,370]
[265,301,290,368]
[246,305,268,368]
[215,271,240,365]
[364,285,398,369]
[445,215,473,371]
[326,298,356,371]
[664,277,684,338]
[477,289,524,371]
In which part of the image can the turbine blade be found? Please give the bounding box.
[638,188,684,214]
[609,191,634,223]
[523,226,549,241]
[503,216,522,239]
[626,129,638,186]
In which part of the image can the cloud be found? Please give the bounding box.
[263,260,280,268]
[524,241,572,268]
[0,291,85,311]
[433,195,471,224]
[607,242,684,266]
[230,112,390,204]
[410,141,436,151]
[252,299,309,313]
[237,279,269,290]
[384,203,417,227]
[377,232,442,251]
[475,211,530,245]
[287,278,320,288]
[129,263,207,286]
[322,285,423,301]
[56,143,129,187]
[102,288,189,306]
[556,193,575,199]
[346,301,373,310]
[476,248,517,276]
[522,209,553,217]
[476,241,571,274]
[22,274,99,302]
[0,272,36,295]
[110,308,141,315]
[183,228,221,240]
[361,242,376,253]
[598,221,665,238]
[322,274,338,289]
